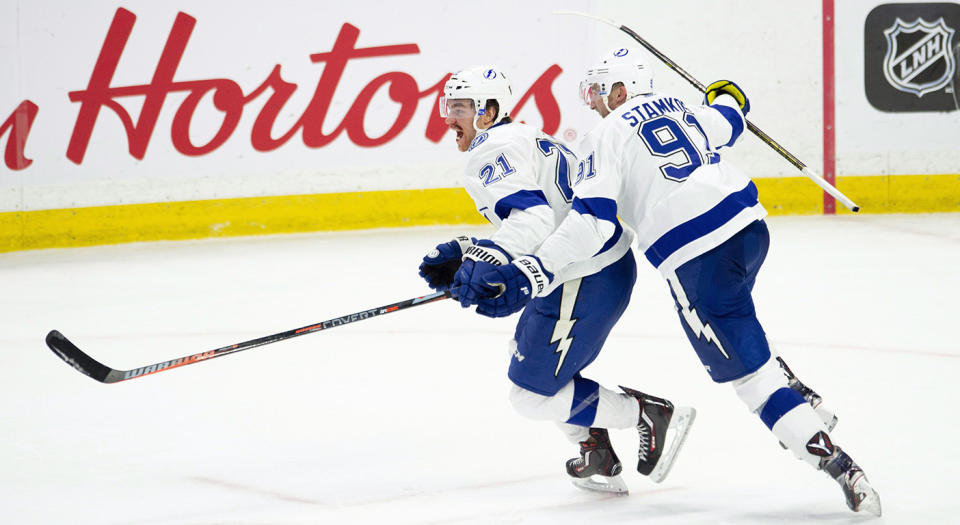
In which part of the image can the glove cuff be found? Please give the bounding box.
[463,241,511,266]
[452,235,474,254]
[513,255,554,298]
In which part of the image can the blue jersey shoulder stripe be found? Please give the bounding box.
[572,196,623,256]
[494,189,549,220]
[644,181,759,267]
[712,104,745,147]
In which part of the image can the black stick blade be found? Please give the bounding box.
[46,330,114,383]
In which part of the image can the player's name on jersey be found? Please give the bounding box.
[619,97,690,127]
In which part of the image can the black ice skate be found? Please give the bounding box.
[566,427,628,494]
[778,357,838,431]
[619,386,696,483]
[818,441,882,516]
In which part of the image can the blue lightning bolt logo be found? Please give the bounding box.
[678,305,729,358]
[552,280,582,377]
[667,275,730,359]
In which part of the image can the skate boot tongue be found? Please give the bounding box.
[619,386,696,483]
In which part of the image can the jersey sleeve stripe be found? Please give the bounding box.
[712,104,745,147]
[572,196,623,256]
[494,189,549,220]
[644,181,760,267]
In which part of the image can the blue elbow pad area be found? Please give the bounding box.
[572,197,622,255]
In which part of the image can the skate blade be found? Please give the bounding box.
[854,478,882,517]
[571,474,629,494]
[649,406,696,483]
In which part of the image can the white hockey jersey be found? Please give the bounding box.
[461,121,633,296]
[536,93,767,277]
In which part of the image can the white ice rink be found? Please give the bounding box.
[2,213,959,524]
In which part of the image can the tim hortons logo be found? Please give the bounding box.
[883,17,956,96]
[1,7,563,171]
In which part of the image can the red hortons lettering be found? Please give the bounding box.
[66,8,564,165]
[1,100,39,170]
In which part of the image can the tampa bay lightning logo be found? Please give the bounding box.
[468,132,489,151]
[614,48,629,57]
[484,69,497,79]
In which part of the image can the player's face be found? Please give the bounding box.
[582,82,627,118]
[442,99,478,152]
[582,82,612,118]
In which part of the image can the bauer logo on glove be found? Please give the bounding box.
[514,256,547,295]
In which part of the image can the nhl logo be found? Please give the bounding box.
[882,17,956,97]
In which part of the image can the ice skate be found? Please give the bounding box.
[619,386,696,483]
[566,427,628,494]
[820,445,882,516]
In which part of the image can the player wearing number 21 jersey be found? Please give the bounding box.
[417,65,696,493]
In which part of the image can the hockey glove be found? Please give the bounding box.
[419,236,474,291]
[451,240,511,307]
[704,80,750,115]
[474,255,554,318]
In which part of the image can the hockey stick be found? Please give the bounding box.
[554,10,861,212]
[46,290,452,384]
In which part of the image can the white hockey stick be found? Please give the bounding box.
[555,10,861,212]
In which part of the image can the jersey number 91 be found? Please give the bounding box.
[638,114,714,182]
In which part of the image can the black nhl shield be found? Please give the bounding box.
[883,18,955,96]
[865,3,960,112]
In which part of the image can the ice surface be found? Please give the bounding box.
[2,214,958,524]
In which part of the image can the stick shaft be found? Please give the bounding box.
[554,10,860,212]
[47,290,452,383]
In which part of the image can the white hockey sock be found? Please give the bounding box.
[557,422,590,444]
[508,381,639,436]
[770,402,830,468]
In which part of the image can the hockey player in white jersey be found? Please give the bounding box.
[417,65,695,493]
[455,50,881,515]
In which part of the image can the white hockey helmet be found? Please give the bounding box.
[580,47,654,105]
[439,66,514,125]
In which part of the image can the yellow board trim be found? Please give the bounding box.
[0,188,486,253]
[1,174,958,253]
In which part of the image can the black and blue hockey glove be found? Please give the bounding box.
[418,236,474,291]
[704,80,750,115]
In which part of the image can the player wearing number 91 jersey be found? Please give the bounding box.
[459,48,880,515]
[418,65,696,494]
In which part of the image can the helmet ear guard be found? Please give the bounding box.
[440,66,514,124]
